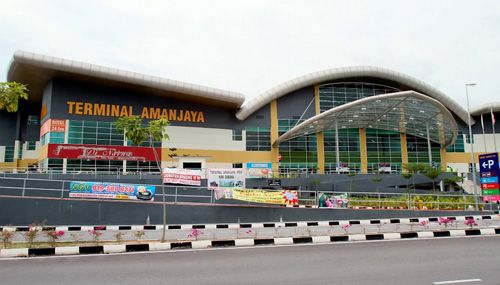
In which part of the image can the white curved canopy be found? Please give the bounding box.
[237,66,471,124]
[470,102,500,116]
[8,50,245,107]
[274,91,458,147]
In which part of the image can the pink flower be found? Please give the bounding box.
[419,221,429,227]
[464,218,478,228]
[438,217,452,225]
[188,228,203,239]
[341,224,351,233]
[56,230,65,237]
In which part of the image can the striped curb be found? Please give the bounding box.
[1,227,499,258]
[1,214,498,233]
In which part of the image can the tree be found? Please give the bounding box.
[403,163,427,191]
[115,115,170,242]
[424,166,441,192]
[401,172,413,191]
[115,116,170,171]
[0,82,29,112]
[372,174,383,192]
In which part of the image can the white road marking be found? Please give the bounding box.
[433,279,482,284]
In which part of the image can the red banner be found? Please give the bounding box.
[47,144,162,162]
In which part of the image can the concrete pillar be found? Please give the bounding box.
[400,133,408,172]
[359,128,368,174]
[270,100,279,172]
[314,84,324,174]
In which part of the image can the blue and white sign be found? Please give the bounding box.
[479,153,499,173]
[478,152,500,202]
[480,177,498,184]
[246,162,272,178]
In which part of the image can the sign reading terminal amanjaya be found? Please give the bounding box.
[66,101,205,122]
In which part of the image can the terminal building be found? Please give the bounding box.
[1,50,499,177]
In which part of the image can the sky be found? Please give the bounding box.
[1,0,499,109]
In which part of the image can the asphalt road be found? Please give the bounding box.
[1,237,499,285]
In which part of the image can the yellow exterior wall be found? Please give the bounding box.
[0,162,17,169]
[444,152,492,163]
[161,148,272,163]
[0,159,38,170]
[314,84,325,174]
[359,128,368,174]
[38,144,48,161]
[270,100,280,170]
[400,133,408,171]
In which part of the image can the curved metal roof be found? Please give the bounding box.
[7,50,245,108]
[470,102,500,116]
[274,91,458,147]
[236,66,472,124]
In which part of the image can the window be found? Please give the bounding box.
[232,130,242,141]
[27,115,39,126]
[446,132,465,152]
[245,127,271,151]
[232,163,242,168]
[4,146,14,162]
[27,141,36,151]
[68,120,125,146]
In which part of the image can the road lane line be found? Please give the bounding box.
[433,279,482,284]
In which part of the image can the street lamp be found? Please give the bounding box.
[465,83,478,211]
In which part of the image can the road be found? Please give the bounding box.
[0,236,498,285]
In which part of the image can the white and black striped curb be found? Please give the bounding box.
[1,227,499,258]
[2,214,498,232]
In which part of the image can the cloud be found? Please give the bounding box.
[0,0,499,108]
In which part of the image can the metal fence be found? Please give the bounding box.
[0,175,492,211]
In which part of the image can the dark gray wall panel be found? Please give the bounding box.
[277,86,315,120]
[0,111,18,145]
[0,197,489,226]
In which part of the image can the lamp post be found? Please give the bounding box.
[465,83,478,211]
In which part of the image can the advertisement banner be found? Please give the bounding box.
[162,168,202,186]
[378,163,391,173]
[69,181,156,201]
[40,119,67,137]
[48,144,162,161]
[208,168,245,190]
[246,162,272,178]
[217,189,298,205]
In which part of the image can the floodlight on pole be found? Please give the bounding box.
[465,83,478,211]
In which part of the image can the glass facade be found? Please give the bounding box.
[245,127,271,151]
[319,82,399,112]
[406,134,441,165]
[278,119,317,173]
[40,119,162,172]
[68,120,123,146]
[318,82,402,173]
[446,132,465,152]
[366,128,402,173]
[324,129,360,173]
